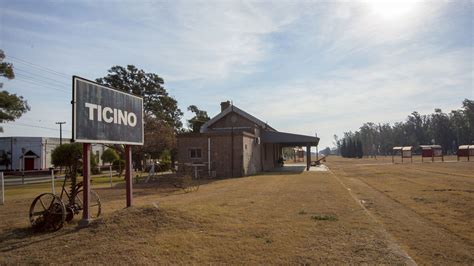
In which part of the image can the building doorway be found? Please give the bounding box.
[25,157,35,170]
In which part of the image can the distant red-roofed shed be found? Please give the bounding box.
[392,146,413,163]
[457,145,473,161]
[420,145,443,162]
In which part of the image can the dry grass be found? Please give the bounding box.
[0,156,472,264]
[326,155,474,264]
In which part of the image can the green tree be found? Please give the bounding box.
[187,105,210,133]
[356,139,363,158]
[0,91,30,122]
[96,65,183,129]
[101,148,119,164]
[341,139,347,157]
[0,50,30,129]
[430,109,452,153]
[158,149,172,172]
[337,99,473,156]
[51,143,83,193]
[96,65,183,170]
[462,99,474,143]
[138,116,177,168]
[51,143,82,172]
[0,50,15,81]
[113,159,125,177]
[320,147,331,156]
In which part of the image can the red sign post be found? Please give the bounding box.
[80,143,91,224]
[125,145,133,207]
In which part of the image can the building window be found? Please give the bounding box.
[189,148,202,159]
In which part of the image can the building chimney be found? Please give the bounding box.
[220,101,231,112]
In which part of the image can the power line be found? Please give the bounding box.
[14,67,70,87]
[20,117,62,125]
[14,77,69,94]
[14,76,70,94]
[15,73,69,92]
[7,55,71,78]
[5,122,72,132]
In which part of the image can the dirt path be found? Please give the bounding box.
[1,170,413,264]
[326,157,474,264]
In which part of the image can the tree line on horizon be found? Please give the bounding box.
[340,138,363,158]
[334,99,474,157]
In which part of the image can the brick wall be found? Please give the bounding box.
[177,132,247,178]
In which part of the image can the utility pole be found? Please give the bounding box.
[56,122,66,145]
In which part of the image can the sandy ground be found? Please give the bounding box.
[0,156,472,264]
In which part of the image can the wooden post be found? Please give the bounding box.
[109,165,113,188]
[306,145,311,171]
[125,145,133,207]
[1,172,4,205]
[80,143,91,226]
[51,169,55,194]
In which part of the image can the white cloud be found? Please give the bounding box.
[102,1,304,81]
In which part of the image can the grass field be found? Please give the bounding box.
[0,156,473,264]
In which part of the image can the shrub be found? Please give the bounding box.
[113,159,125,176]
[101,148,119,164]
[158,149,172,172]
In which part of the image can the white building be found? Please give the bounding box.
[0,137,105,171]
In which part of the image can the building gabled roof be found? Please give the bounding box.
[200,104,275,133]
[20,150,40,158]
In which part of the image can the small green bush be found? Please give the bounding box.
[158,149,172,172]
[311,215,338,221]
[113,159,125,176]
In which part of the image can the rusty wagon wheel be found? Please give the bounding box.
[29,193,66,232]
[73,189,102,219]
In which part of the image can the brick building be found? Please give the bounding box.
[177,101,319,178]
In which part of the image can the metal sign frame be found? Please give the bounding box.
[72,76,144,145]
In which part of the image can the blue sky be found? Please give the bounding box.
[0,0,472,148]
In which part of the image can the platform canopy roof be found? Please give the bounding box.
[261,131,319,147]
